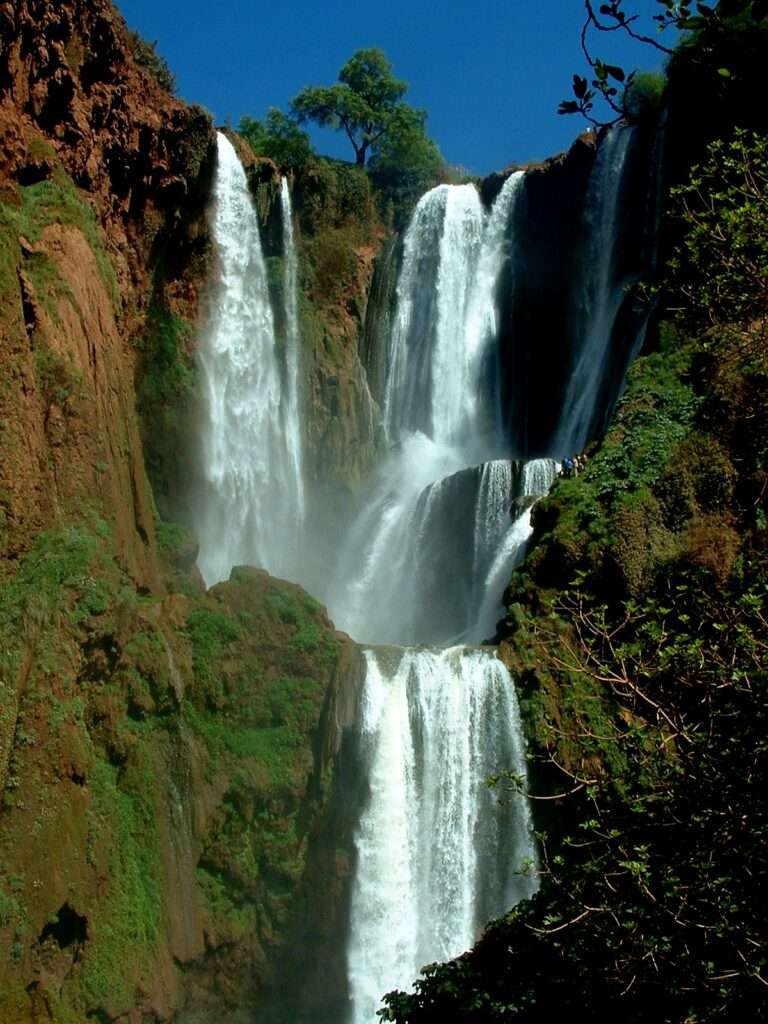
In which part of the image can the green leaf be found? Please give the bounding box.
[573,75,589,99]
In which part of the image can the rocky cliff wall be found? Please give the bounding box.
[0,0,214,584]
[484,121,661,458]
[0,3,367,1021]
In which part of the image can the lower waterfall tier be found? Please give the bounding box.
[347,646,537,1024]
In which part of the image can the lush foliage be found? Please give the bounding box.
[368,104,444,226]
[291,47,438,170]
[238,108,314,169]
[667,129,768,339]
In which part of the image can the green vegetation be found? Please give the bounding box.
[0,505,345,1020]
[196,865,256,939]
[667,129,768,337]
[621,70,666,121]
[186,672,315,788]
[0,170,118,314]
[127,29,175,93]
[368,104,444,224]
[286,47,443,224]
[560,0,768,126]
[136,303,196,413]
[0,517,109,663]
[78,754,163,1008]
[292,48,410,167]
[186,605,241,707]
[239,108,314,169]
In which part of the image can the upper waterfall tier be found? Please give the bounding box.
[323,175,543,646]
[195,135,304,587]
[555,124,647,454]
[384,173,524,456]
[497,122,661,457]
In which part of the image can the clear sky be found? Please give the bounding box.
[116,0,670,175]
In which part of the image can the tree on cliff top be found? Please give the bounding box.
[291,48,429,167]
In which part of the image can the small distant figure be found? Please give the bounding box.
[562,456,574,478]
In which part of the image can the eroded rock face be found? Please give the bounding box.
[0,3,367,1022]
[0,0,215,581]
[485,124,661,457]
[0,538,365,1022]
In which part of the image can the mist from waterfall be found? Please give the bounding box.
[347,647,537,1024]
[195,134,304,587]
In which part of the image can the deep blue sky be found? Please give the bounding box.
[116,0,670,174]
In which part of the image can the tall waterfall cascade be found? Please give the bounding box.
[195,134,304,587]
[326,173,533,646]
[556,124,639,454]
[348,648,537,1024]
[279,176,306,526]
[339,174,549,1021]
[190,125,656,1023]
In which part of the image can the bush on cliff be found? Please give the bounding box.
[239,108,315,170]
[127,29,175,94]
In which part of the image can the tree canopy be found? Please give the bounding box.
[291,48,428,167]
[237,108,313,169]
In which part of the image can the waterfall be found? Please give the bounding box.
[555,125,635,454]
[522,457,560,497]
[468,458,560,641]
[339,176,546,1020]
[195,134,304,586]
[327,175,528,645]
[189,125,655,1021]
[347,647,537,1024]
[384,174,524,451]
[280,176,306,527]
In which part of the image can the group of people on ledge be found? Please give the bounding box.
[561,453,587,478]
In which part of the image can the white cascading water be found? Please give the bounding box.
[328,173,530,645]
[384,175,523,451]
[280,176,306,526]
[469,458,560,642]
[192,142,557,1022]
[342,176,547,1021]
[188,127,654,1020]
[195,134,304,586]
[556,125,634,454]
[347,648,537,1024]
